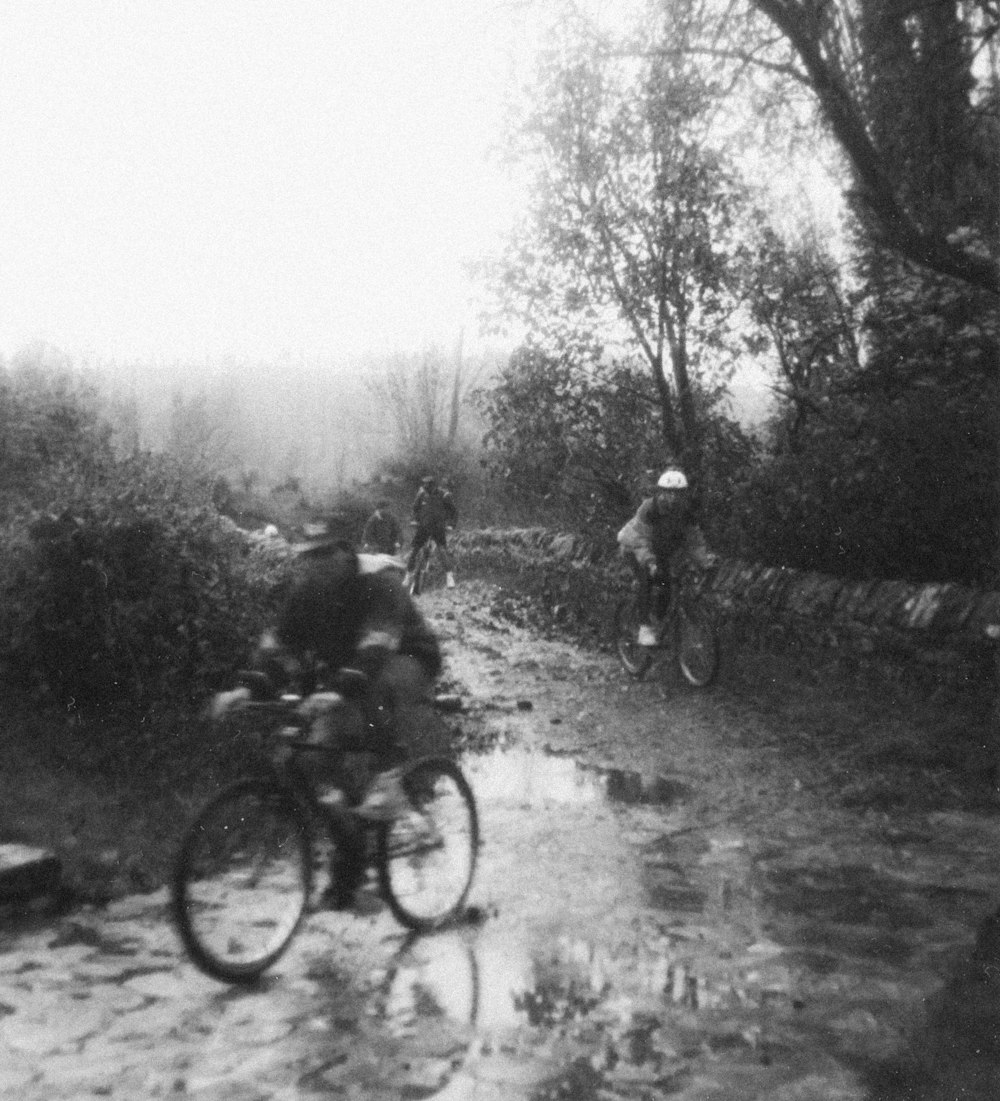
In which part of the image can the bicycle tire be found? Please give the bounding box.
[172,778,313,984]
[675,598,719,687]
[421,542,445,593]
[614,597,653,680]
[377,757,479,931]
[409,543,431,596]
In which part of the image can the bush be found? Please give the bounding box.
[0,453,293,712]
[733,377,998,585]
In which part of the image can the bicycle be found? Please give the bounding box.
[407,524,451,596]
[172,669,479,985]
[614,566,719,687]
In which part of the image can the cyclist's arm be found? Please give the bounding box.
[617,510,656,570]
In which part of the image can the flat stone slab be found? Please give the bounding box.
[0,843,61,902]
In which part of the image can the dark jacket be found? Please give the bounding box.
[263,547,442,686]
[617,497,712,572]
[412,486,457,529]
[361,509,402,554]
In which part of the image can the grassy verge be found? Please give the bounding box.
[0,697,259,904]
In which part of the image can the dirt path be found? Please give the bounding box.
[2,578,1000,1099]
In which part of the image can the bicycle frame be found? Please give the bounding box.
[409,534,445,596]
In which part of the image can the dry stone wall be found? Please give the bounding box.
[451,528,1000,690]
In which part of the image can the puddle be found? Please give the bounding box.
[379,935,481,1034]
[765,864,935,929]
[461,747,690,808]
[373,930,744,1039]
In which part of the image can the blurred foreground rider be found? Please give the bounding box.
[617,469,716,646]
[211,521,446,905]
[361,499,403,556]
[405,475,458,589]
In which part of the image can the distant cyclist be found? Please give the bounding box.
[405,475,457,590]
[617,468,716,646]
[361,499,403,556]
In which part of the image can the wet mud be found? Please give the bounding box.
[2,579,1000,1098]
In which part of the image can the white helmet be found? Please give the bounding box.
[657,468,688,490]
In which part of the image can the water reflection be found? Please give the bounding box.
[380,933,479,1035]
[461,747,689,808]
[360,930,726,1101]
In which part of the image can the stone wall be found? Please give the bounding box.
[450,528,1000,690]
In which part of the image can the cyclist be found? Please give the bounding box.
[361,499,402,556]
[405,475,457,590]
[211,523,447,905]
[617,468,716,646]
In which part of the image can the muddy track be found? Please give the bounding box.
[2,578,1000,1100]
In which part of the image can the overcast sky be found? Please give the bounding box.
[0,0,555,365]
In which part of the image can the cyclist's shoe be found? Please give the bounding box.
[356,766,410,822]
[637,624,658,647]
[446,572,456,588]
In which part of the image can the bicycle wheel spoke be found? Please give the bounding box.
[379,759,478,930]
[174,781,311,983]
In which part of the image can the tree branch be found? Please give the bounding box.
[751,0,999,297]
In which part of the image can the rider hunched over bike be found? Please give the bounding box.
[405,475,458,590]
[617,467,717,647]
[210,520,449,905]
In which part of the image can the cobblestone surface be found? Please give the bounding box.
[2,580,1000,1099]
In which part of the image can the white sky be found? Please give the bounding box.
[0,0,547,364]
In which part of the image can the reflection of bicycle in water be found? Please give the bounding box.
[172,671,479,985]
[294,931,482,1099]
[381,931,480,1035]
[614,567,719,687]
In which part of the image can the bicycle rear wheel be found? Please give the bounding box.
[420,544,445,593]
[675,599,719,687]
[172,778,313,984]
[614,597,653,679]
[377,757,478,931]
[409,543,431,596]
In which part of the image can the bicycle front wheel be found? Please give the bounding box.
[377,757,479,931]
[675,600,719,687]
[172,779,313,984]
[614,597,653,680]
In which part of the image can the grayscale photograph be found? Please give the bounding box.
[0,1,997,1098]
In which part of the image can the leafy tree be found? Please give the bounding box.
[478,342,757,536]
[745,227,862,449]
[485,6,759,468]
[365,341,483,483]
[0,364,290,712]
[742,0,999,296]
[164,388,237,475]
[0,363,115,518]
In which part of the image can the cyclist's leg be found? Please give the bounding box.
[406,526,430,572]
[435,525,456,585]
[294,693,369,909]
[357,655,444,818]
[434,525,452,570]
[626,553,653,624]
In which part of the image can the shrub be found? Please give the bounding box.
[0,451,293,713]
